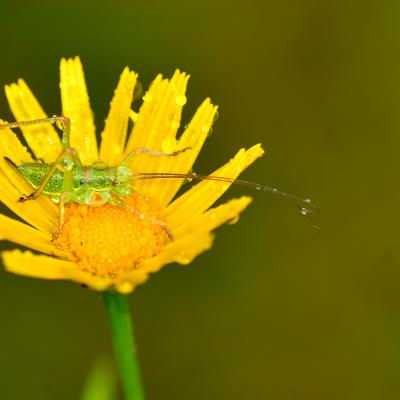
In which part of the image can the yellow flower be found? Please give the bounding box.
[0,57,264,293]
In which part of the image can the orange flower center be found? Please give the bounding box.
[55,193,169,278]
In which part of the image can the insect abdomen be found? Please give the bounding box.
[17,163,117,195]
[17,163,64,195]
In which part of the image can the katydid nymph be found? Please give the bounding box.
[0,116,318,240]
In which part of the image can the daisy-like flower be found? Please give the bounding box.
[0,57,264,294]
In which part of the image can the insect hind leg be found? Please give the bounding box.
[128,206,174,241]
[107,194,174,241]
[52,190,78,240]
[18,146,81,203]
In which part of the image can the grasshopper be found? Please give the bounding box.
[0,116,318,240]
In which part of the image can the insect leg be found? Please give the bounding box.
[121,146,191,165]
[105,193,174,241]
[52,191,76,240]
[19,147,81,202]
[0,115,77,203]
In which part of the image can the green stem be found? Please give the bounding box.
[103,292,145,400]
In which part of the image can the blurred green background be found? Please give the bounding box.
[0,0,399,399]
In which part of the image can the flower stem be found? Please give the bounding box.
[103,292,145,400]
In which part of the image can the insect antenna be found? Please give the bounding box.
[133,172,319,231]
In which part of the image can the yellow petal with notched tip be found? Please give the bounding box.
[134,98,218,207]
[0,120,33,164]
[166,144,264,230]
[0,214,66,257]
[60,57,98,164]
[5,80,62,162]
[2,250,111,290]
[100,67,137,165]
[125,70,189,175]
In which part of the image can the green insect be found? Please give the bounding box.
[0,116,318,239]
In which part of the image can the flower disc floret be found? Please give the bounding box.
[55,193,169,278]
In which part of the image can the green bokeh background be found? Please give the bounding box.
[0,1,399,399]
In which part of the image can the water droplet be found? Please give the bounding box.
[170,120,180,130]
[142,93,153,103]
[130,111,139,123]
[228,215,239,225]
[161,137,176,152]
[212,110,219,123]
[255,185,263,191]
[201,125,213,138]
[118,281,133,294]
[304,198,311,204]
[175,94,187,106]
[300,207,309,215]
[176,251,191,264]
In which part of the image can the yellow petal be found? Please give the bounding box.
[99,67,138,165]
[0,214,66,256]
[0,168,57,233]
[2,250,111,290]
[114,231,214,294]
[133,98,218,207]
[5,80,62,162]
[3,249,76,279]
[124,70,189,176]
[0,119,33,164]
[167,144,264,229]
[172,196,252,240]
[60,57,98,164]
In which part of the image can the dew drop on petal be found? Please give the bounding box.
[212,110,219,123]
[161,136,176,152]
[175,94,187,106]
[130,110,139,123]
[142,93,153,103]
[170,120,180,130]
[118,281,134,294]
[227,215,240,225]
[300,207,309,215]
[176,250,191,264]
